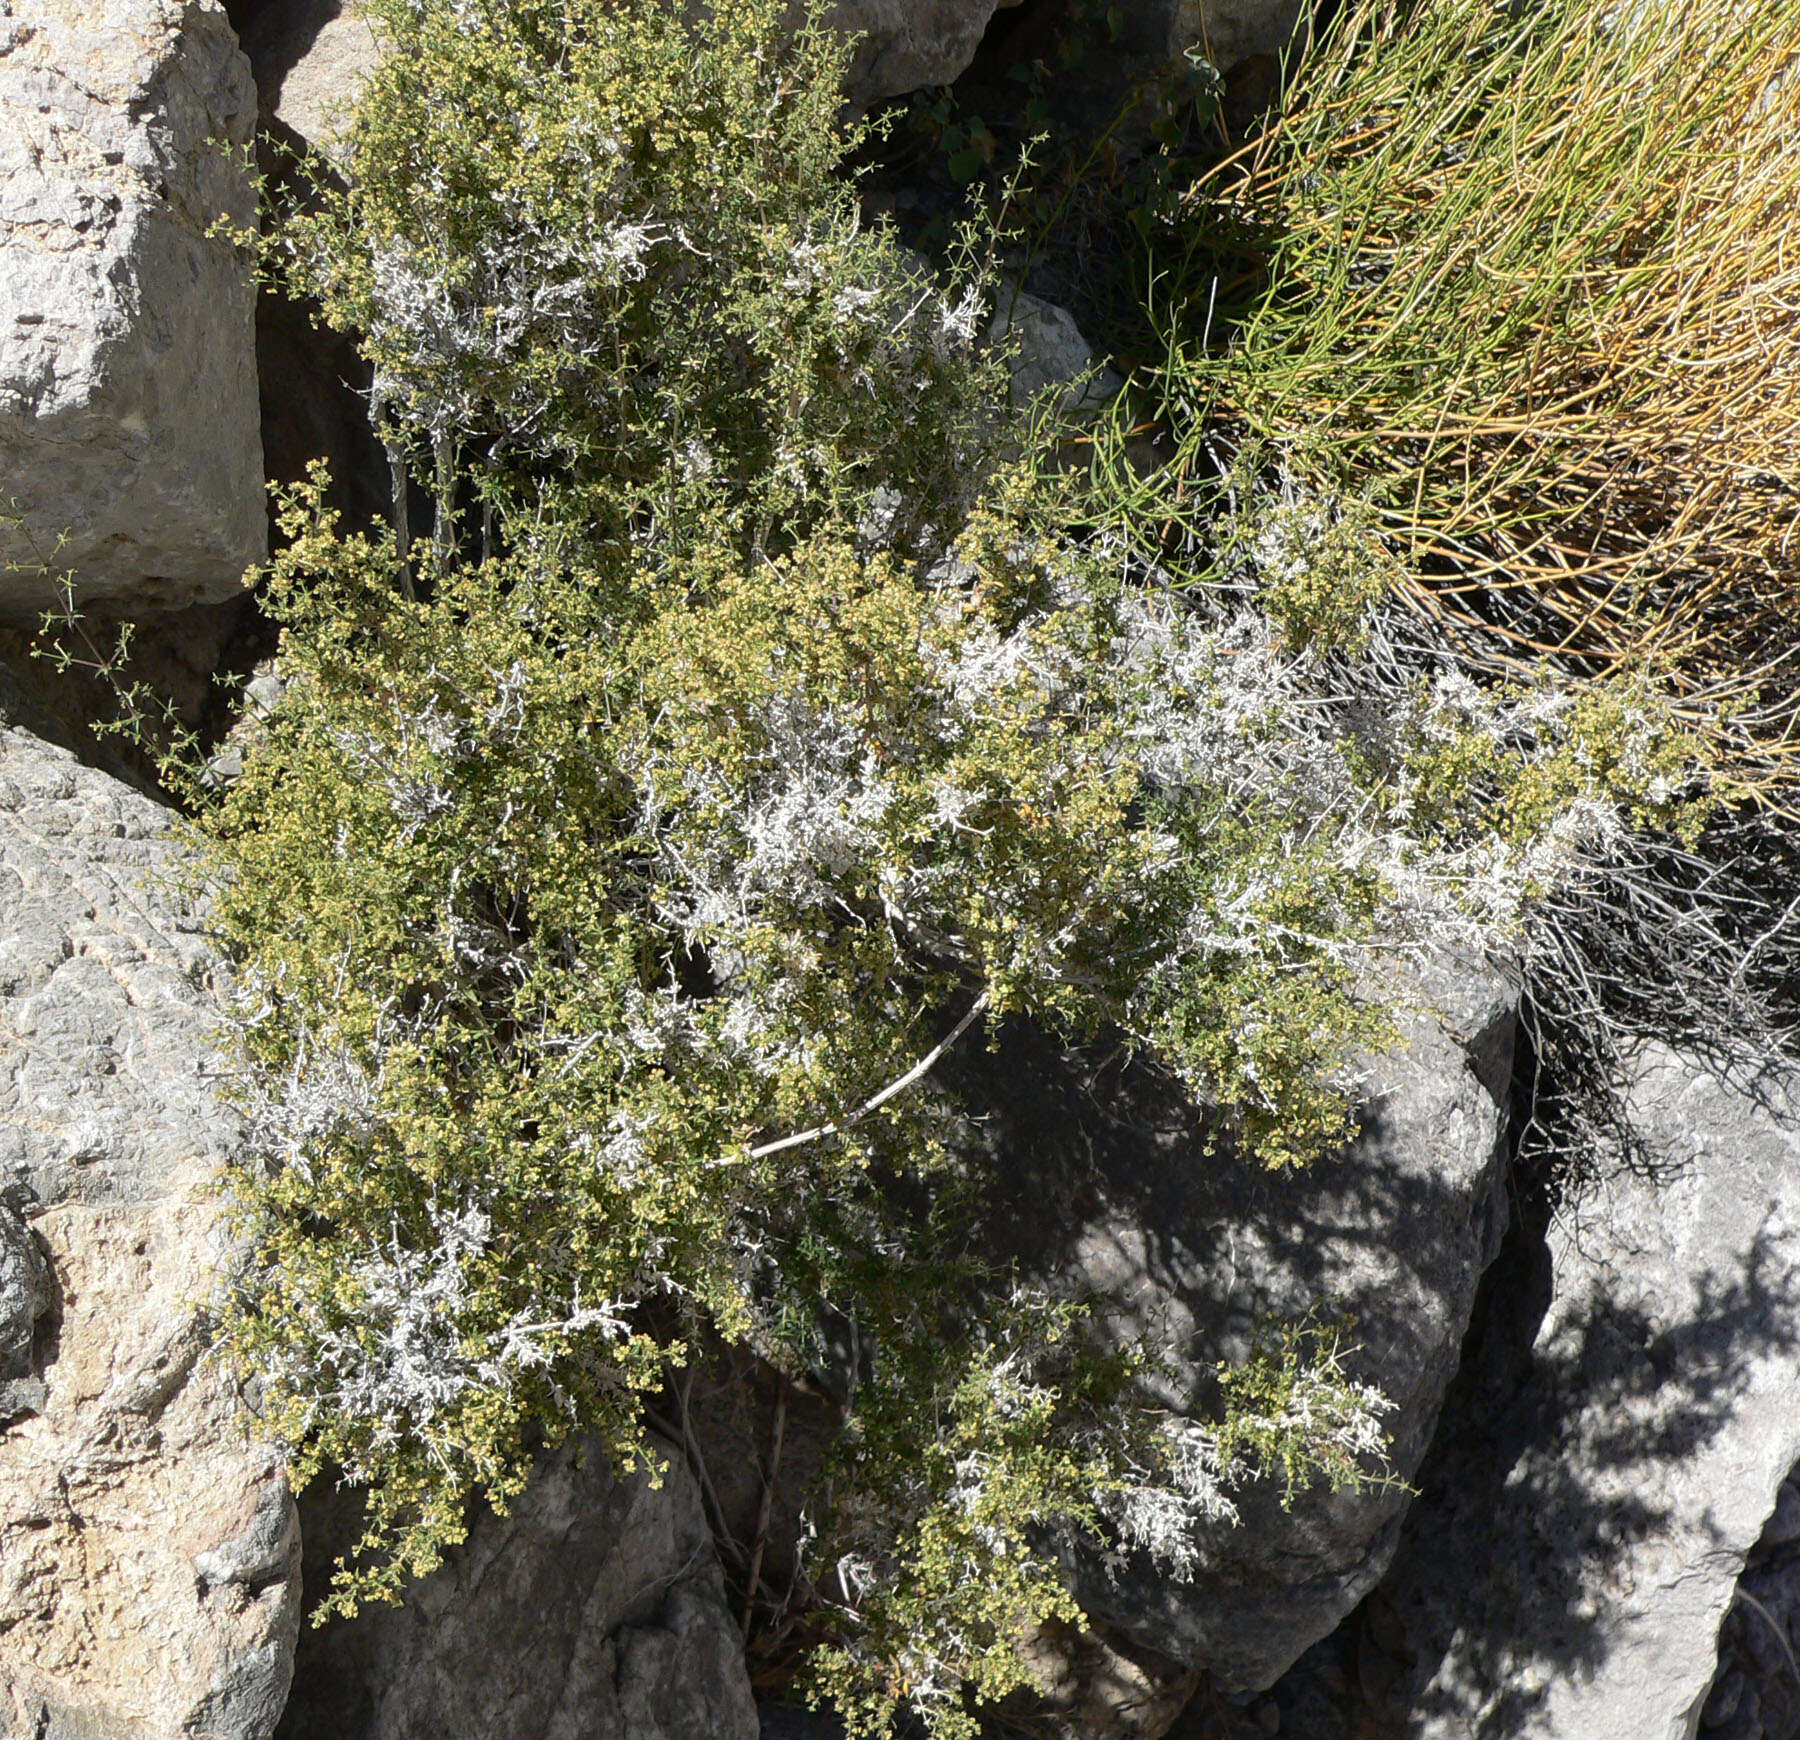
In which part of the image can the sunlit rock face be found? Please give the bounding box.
[0,721,299,1740]
[1264,1044,1800,1740]
[1386,1048,1800,1740]
[0,0,265,615]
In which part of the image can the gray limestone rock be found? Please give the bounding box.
[242,0,374,156]
[0,1199,46,1419]
[1112,0,1307,84]
[1290,1044,1800,1740]
[831,0,1012,108]
[233,0,1307,181]
[0,0,265,614]
[990,287,1125,419]
[0,723,299,1739]
[278,1436,759,1740]
[1170,0,1305,74]
[238,0,1014,126]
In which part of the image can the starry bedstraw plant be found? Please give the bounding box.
[193,1,1714,1732]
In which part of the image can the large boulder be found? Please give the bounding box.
[238,0,1012,132]
[1271,1043,1800,1740]
[1168,0,1304,74]
[832,0,1302,108]
[0,716,299,1739]
[830,0,1013,108]
[949,955,1518,1725]
[1404,1046,1800,1740]
[277,1436,760,1740]
[0,0,265,615]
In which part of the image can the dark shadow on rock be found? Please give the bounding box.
[0,595,273,801]
[758,1702,849,1740]
[236,0,341,108]
[256,269,390,539]
[276,1476,380,1740]
[935,960,1516,1699]
[279,1432,758,1740]
[1233,1050,1800,1740]
[251,106,392,544]
[638,1326,841,1669]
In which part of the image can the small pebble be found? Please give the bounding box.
[203,746,244,789]
[243,673,284,717]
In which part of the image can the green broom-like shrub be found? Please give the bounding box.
[1153,0,1800,777]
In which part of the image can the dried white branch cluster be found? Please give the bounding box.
[1102,1425,1242,1578]
[1100,1349,1394,1582]
[260,1196,632,1474]
[361,211,671,441]
[235,1025,382,1185]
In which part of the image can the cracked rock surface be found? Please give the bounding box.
[1260,1046,1800,1740]
[0,719,298,1740]
[1388,1049,1800,1740]
[0,0,264,613]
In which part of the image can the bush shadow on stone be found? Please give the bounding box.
[937,967,1516,1704]
[1253,1052,1800,1740]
